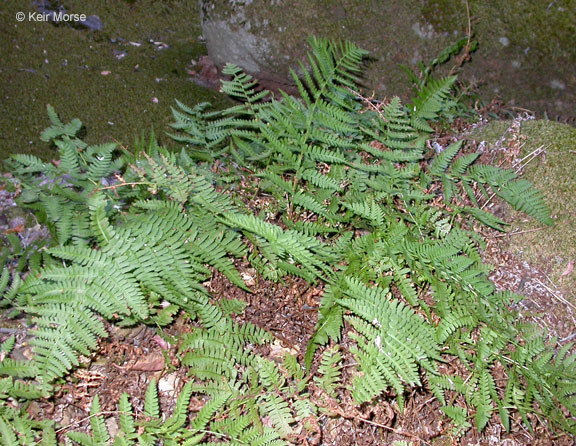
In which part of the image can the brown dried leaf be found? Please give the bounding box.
[560,260,574,278]
[130,352,165,371]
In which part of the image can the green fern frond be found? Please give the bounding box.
[472,369,496,431]
[117,393,137,441]
[160,382,194,434]
[258,393,295,437]
[409,76,457,127]
[440,405,472,437]
[468,165,553,225]
[429,141,463,177]
[41,105,83,142]
[299,169,341,191]
[497,179,554,225]
[305,283,344,368]
[222,213,332,281]
[144,379,160,418]
[67,395,109,445]
[27,305,107,381]
[344,199,385,228]
[337,277,440,407]
[292,191,335,221]
[313,345,343,398]
[460,206,507,231]
[294,37,368,111]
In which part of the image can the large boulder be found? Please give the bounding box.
[200,0,575,119]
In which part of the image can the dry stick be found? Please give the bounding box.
[93,181,148,192]
[355,415,431,445]
[0,327,28,334]
[492,227,547,238]
[449,0,473,77]
[345,86,387,121]
[534,278,576,312]
[512,144,548,171]
[331,406,430,445]
[560,332,576,343]
[54,410,130,434]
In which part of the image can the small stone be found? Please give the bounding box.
[158,372,180,395]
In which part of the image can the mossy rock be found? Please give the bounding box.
[200,0,575,119]
[471,120,576,299]
[0,0,232,162]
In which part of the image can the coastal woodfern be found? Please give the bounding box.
[0,37,573,443]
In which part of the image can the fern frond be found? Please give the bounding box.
[117,393,137,441]
[313,345,343,398]
[259,393,294,437]
[409,76,457,126]
[472,369,496,431]
[429,141,463,177]
[144,379,160,418]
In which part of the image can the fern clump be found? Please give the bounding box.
[0,36,573,443]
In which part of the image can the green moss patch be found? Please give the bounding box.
[0,0,231,162]
[472,120,576,299]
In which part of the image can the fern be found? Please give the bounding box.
[8,115,125,247]
[0,339,53,445]
[427,146,554,227]
[66,381,233,445]
[409,76,458,132]
[1,36,572,442]
[313,345,343,399]
[338,277,440,408]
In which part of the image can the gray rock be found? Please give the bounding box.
[34,0,103,31]
[78,15,103,32]
[199,0,576,119]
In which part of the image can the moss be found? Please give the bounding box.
[421,0,465,33]
[0,0,232,162]
[438,0,575,118]
[472,120,576,300]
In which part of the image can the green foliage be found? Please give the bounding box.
[401,37,480,122]
[428,143,553,227]
[313,345,342,399]
[0,36,572,443]
[338,277,440,409]
[66,378,291,445]
[0,337,54,445]
[6,106,126,247]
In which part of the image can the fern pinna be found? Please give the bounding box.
[0,36,574,442]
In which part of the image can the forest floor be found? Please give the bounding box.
[1,1,574,443]
[1,115,574,444]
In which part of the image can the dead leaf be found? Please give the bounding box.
[560,260,574,278]
[268,339,298,362]
[130,352,165,371]
[3,225,24,234]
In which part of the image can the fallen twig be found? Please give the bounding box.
[492,227,548,238]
